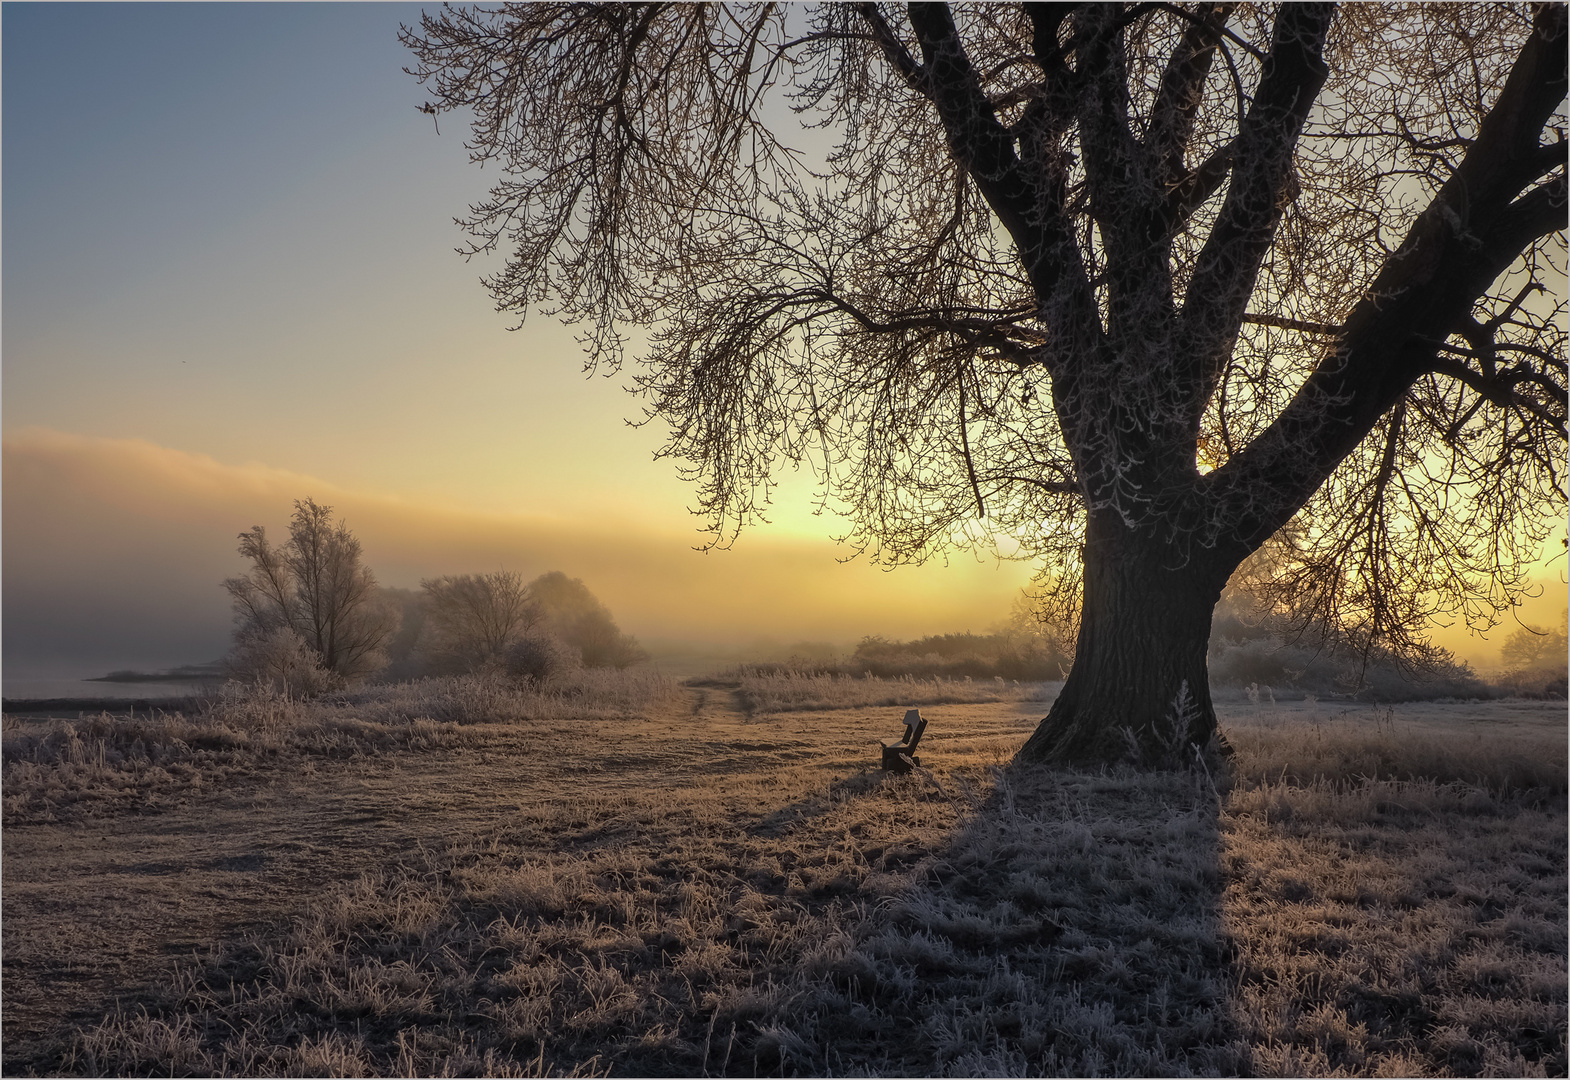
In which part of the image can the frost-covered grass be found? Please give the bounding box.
[2,670,682,823]
[1222,699,1567,794]
[29,694,1563,1077]
[342,667,684,725]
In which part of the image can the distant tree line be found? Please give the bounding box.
[833,594,1555,700]
[1200,533,1563,701]
[741,617,1072,683]
[828,546,1559,700]
[850,631,1069,682]
[225,499,1558,703]
[224,499,647,695]
[1206,596,1490,702]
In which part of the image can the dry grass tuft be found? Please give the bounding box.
[1225,702,1567,798]
[1220,713,1566,1077]
[768,764,1245,1076]
[346,669,685,727]
[53,763,1249,1076]
[53,769,968,1076]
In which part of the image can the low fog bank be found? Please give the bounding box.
[6,429,1562,696]
[3,428,1033,682]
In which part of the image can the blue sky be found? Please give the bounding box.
[4,2,648,512]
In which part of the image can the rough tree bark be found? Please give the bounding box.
[1019,512,1238,764]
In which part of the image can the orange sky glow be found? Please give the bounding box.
[4,428,1043,673]
[6,426,1562,677]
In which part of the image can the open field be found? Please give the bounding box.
[3,674,1564,1076]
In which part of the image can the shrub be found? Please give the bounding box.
[1208,634,1489,701]
[420,571,541,673]
[501,634,581,686]
[224,628,338,698]
[528,571,649,668]
[851,632,1069,681]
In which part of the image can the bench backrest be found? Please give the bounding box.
[901,708,928,752]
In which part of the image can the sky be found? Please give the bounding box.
[2,3,1563,683]
[1,2,1036,680]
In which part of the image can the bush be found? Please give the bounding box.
[420,571,540,673]
[224,628,338,698]
[1207,634,1489,701]
[720,667,1053,713]
[528,571,649,668]
[502,634,581,686]
[1494,615,1569,697]
[850,632,1068,681]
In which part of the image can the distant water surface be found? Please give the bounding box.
[2,677,215,701]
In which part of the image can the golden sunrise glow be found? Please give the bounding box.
[3,427,1041,657]
[6,426,1562,672]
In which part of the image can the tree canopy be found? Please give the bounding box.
[405,3,1565,761]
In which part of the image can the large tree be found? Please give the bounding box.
[404,3,1566,764]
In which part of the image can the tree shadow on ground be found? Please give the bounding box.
[36,760,1248,1078]
[757,761,1247,1076]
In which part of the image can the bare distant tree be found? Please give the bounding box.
[405,4,1566,764]
[224,498,400,682]
[421,570,541,672]
[528,571,650,668]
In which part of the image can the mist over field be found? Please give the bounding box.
[3,4,1562,699]
[6,426,1562,690]
[2,427,1040,683]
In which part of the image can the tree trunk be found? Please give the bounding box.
[1017,517,1239,767]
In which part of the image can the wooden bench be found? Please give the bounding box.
[881,708,928,772]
